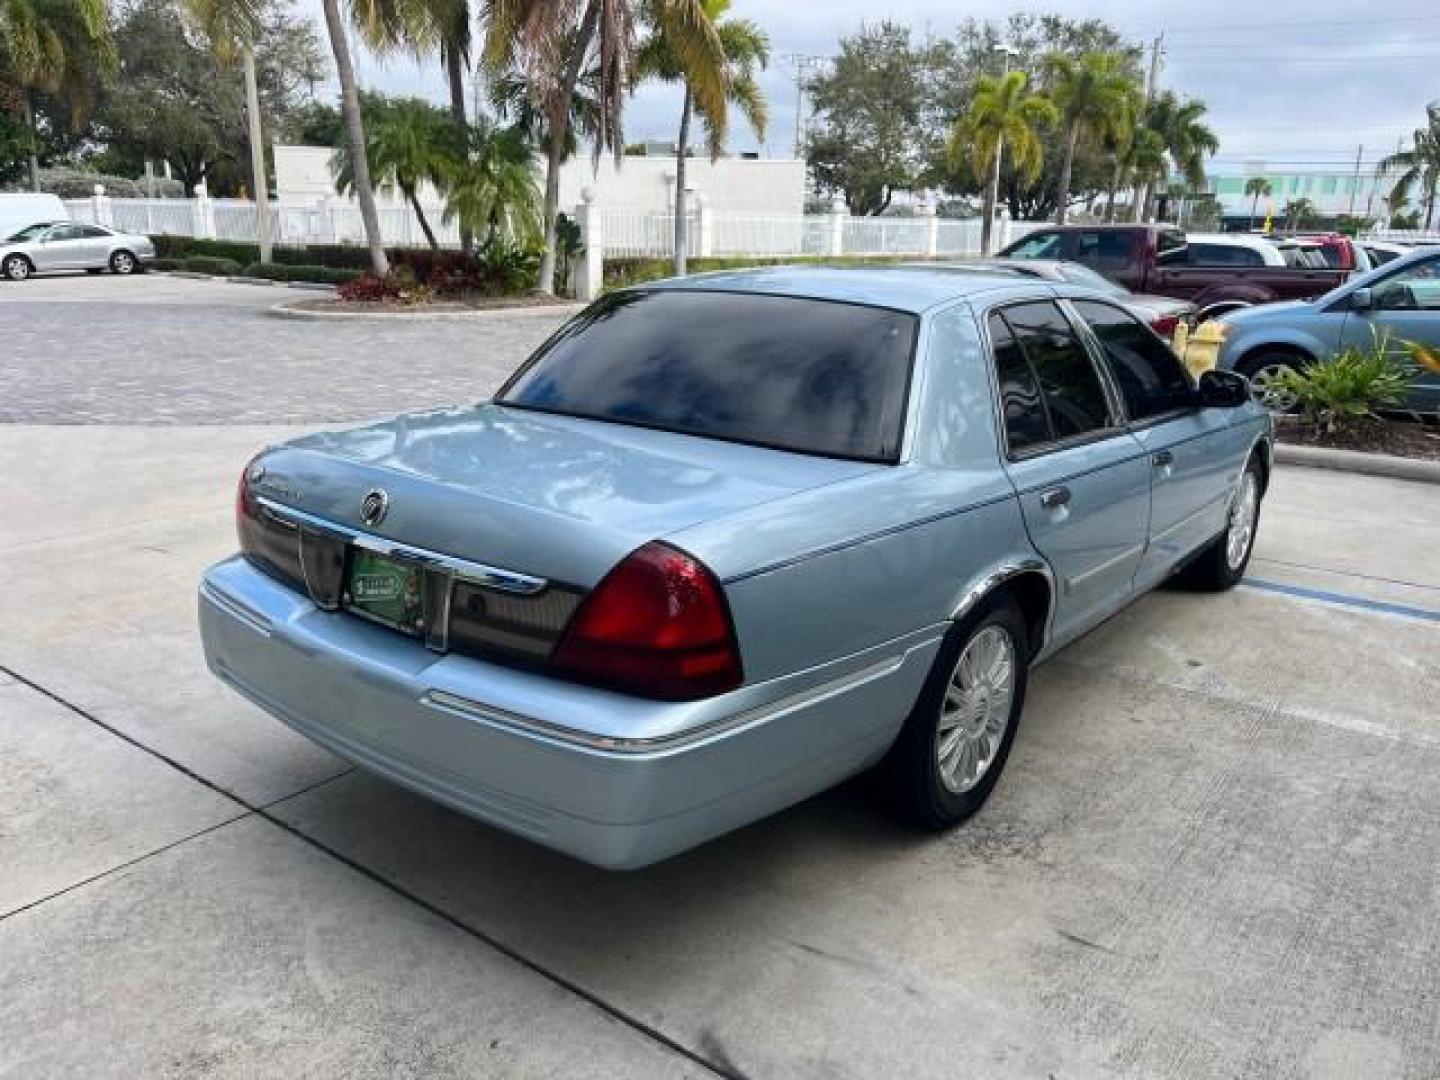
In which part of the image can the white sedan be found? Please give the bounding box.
[1,221,155,280]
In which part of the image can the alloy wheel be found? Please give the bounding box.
[935,625,1016,794]
[1247,363,1299,413]
[4,256,30,281]
[1226,471,1260,570]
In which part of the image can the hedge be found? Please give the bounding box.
[602,254,942,290]
[241,262,363,285]
[180,255,242,276]
[150,235,409,271]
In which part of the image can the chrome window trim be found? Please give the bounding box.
[422,653,910,754]
[255,496,549,596]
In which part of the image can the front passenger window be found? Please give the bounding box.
[1374,257,1440,311]
[1002,302,1114,440]
[1073,300,1195,420]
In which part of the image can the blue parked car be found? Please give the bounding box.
[199,267,1272,869]
[1214,245,1440,412]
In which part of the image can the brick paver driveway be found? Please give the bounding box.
[0,273,574,424]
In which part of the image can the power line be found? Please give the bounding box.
[1142,13,1440,36]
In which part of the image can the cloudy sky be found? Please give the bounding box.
[327,0,1440,176]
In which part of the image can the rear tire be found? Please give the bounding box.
[1237,350,1306,413]
[890,594,1030,829]
[1172,457,1264,591]
[3,254,32,281]
[109,250,138,275]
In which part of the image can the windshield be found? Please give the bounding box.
[499,289,918,463]
[5,223,53,242]
[1054,263,1129,296]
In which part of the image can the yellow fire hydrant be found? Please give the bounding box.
[1181,320,1227,377]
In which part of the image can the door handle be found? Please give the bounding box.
[1151,449,1174,468]
[1039,486,1071,510]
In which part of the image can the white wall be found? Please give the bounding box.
[273,144,806,216]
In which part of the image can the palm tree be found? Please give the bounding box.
[183,0,276,262]
[314,0,388,274]
[1283,197,1314,233]
[1380,104,1440,232]
[1044,51,1135,225]
[1142,92,1217,222]
[1100,82,1145,223]
[0,0,111,191]
[1244,177,1272,230]
[635,0,767,275]
[948,70,1055,253]
[332,96,457,250]
[443,119,542,246]
[485,0,726,294]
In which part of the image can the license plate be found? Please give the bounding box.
[346,549,425,635]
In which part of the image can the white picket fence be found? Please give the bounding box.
[63,194,1054,259]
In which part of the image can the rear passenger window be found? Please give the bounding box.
[1001,301,1113,441]
[1074,231,1138,273]
[1073,301,1194,421]
[1188,243,1263,267]
[987,313,1049,451]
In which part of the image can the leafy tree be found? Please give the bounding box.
[635,0,768,273]
[947,70,1055,252]
[806,21,930,215]
[1380,104,1440,231]
[96,0,323,196]
[485,0,726,294]
[293,100,343,145]
[1244,177,1272,229]
[0,0,113,189]
[332,95,456,249]
[443,119,541,247]
[1138,91,1217,222]
[1044,50,1135,223]
[1283,196,1315,232]
[931,14,1141,221]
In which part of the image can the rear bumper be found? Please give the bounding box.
[199,556,940,868]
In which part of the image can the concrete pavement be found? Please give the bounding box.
[4,275,1440,1078]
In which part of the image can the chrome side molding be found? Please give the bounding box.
[255,495,549,596]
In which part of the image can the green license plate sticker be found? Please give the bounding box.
[348,549,425,633]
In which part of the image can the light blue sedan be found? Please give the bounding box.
[199,267,1272,868]
[1214,245,1440,412]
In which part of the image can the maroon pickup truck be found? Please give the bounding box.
[998,224,1350,320]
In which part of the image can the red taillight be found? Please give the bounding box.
[236,463,254,535]
[1150,313,1179,338]
[550,542,743,700]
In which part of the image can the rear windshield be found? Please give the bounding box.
[499,289,918,462]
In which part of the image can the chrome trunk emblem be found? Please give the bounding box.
[360,488,390,527]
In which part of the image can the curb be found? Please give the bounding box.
[268,299,584,322]
[155,271,338,293]
[1274,441,1440,484]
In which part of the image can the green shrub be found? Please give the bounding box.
[180,255,243,276]
[240,262,363,285]
[1273,335,1411,435]
[149,257,183,272]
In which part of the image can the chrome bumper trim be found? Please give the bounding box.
[255,495,549,595]
[422,653,909,755]
[200,580,272,636]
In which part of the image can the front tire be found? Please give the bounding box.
[891,595,1030,829]
[1173,457,1264,591]
[3,254,33,281]
[1238,350,1305,413]
[109,250,137,275]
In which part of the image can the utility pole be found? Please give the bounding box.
[1348,143,1363,218]
[783,54,826,159]
[1132,33,1163,223]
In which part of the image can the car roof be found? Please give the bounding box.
[640,264,1044,314]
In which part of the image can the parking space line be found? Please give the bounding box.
[1241,578,1440,624]
[0,662,739,1080]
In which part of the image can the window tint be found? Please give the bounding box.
[500,290,918,462]
[6,223,52,242]
[1005,230,1065,259]
[48,225,84,241]
[987,313,1048,451]
[1002,301,1113,440]
[1073,300,1195,421]
[1188,243,1264,267]
[78,225,109,238]
[1073,231,1138,272]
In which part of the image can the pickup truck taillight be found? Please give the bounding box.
[1150,313,1180,339]
[550,542,743,701]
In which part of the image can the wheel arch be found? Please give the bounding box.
[2,251,35,273]
[1234,340,1317,376]
[950,559,1054,661]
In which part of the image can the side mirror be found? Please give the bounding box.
[1197,369,1251,409]
[1350,286,1373,311]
